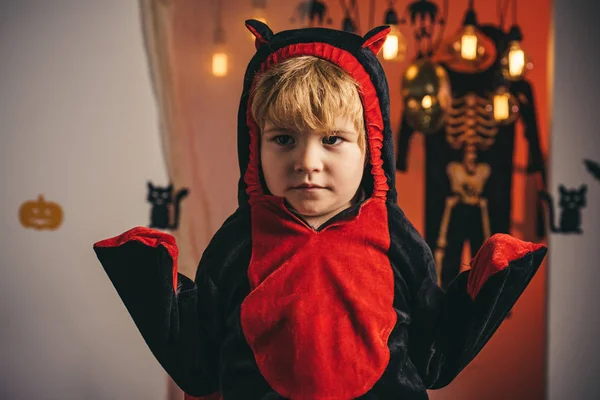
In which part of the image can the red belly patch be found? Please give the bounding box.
[240,197,396,400]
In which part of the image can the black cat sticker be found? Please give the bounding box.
[147,181,189,230]
[539,184,587,234]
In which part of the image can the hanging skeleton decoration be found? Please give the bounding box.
[434,92,504,283]
[396,24,546,289]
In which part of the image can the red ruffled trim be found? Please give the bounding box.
[244,43,389,205]
[94,227,179,291]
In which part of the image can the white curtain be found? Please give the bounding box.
[138,1,217,399]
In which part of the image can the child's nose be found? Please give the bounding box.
[294,143,324,173]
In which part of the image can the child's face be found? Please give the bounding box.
[260,116,365,227]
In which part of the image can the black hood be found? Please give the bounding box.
[236,19,398,208]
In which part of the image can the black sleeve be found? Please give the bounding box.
[388,204,546,389]
[93,226,225,397]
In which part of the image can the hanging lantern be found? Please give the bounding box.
[435,2,496,74]
[491,85,519,125]
[401,58,451,134]
[381,6,407,61]
[452,6,489,63]
[459,23,479,60]
[212,26,229,77]
[212,51,228,77]
[500,25,533,80]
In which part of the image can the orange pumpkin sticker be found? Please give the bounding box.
[19,195,63,230]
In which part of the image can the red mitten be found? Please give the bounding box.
[467,233,545,300]
[93,226,180,291]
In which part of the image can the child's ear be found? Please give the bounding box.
[361,25,391,56]
[245,19,274,50]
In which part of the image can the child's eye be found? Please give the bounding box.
[322,136,342,146]
[272,135,294,146]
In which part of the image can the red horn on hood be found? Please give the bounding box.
[361,25,391,56]
[245,19,274,50]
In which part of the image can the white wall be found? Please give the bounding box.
[547,1,600,398]
[0,1,168,399]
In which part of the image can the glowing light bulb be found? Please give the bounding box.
[380,7,406,61]
[493,90,510,121]
[508,46,525,76]
[383,34,399,60]
[382,26,406,61]
[500,25,533,80]
[460,25,478,60]
[500,40,532,80]
[212,52,228,77]
[404,65,419,80]
[422,95,433,109]
[493,95,509,121]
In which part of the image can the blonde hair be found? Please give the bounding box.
[250,56,366,152]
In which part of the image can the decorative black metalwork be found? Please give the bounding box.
[290,0,333,27]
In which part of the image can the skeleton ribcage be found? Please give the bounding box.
[445,93,498,150]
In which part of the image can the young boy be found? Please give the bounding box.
[252,54,368,230]
[93,20,547,400]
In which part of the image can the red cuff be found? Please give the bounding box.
[94,227,179,291]
[467,233,545,300]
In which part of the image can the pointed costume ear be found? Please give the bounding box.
[245,19,274,50]
[361,25,391,56]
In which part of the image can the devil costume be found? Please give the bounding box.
[93,20,547,400]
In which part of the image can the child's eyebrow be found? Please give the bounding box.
[262,127,357,136]
[325,129,357,136]
[263,127,292,134]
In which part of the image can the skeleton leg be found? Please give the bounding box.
[480,198,491,241]
[434,195,460,286]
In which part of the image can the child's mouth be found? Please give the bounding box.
[290,183,326,190]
